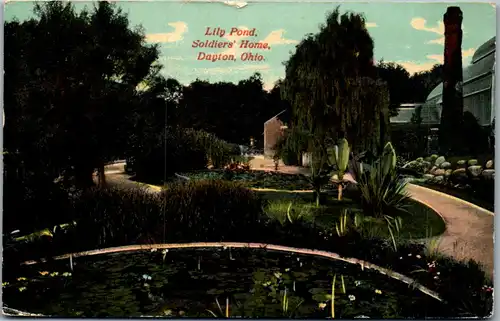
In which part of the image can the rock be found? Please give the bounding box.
[429,166,438,175]
[424,156,432,162]
[486,160,494,169]
[467,165,483,177]
[430,154,439,162]
[482,169,495,180]
[445,169,453,176]
[402,160,417,169]
[434,175,444,182]
[435,156,446,167]
[416,157,424,162]
[423,174,435,180]
[440,161,451,169]
[434,169,446,176]
[452,168,466,174]
[468,159,478,166]
[422,161,431,168]
[456,160,467,166]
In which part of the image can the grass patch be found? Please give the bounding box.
[264,198,445,240]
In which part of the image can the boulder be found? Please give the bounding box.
[423,174,435,180]
[445,169,453,176]
[434,169,446,176]
[452,168,466,175]
[429,166,438,175]
[435,156,446,167]
[485,160,494,169]
[415,157,424,162]
[467,165,483,177]
[440,161,452,169]
[422,161,431,168]
[430,154,439,162]
[482,169,495,180]
[434,175,444,182]
[468,159,478,166]
[456,160,467,167]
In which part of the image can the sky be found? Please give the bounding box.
[4,1,496,91]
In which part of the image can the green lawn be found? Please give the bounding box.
[261,191,446,240]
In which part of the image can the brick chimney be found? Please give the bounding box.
[439,6,464,154]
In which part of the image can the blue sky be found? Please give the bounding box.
[5,1,496,90]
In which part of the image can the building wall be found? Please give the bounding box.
[263,117,285,157]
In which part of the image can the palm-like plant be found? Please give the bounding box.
[350,142,410,218]
[328,138,350,200]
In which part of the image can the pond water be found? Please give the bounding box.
[3,248,445,318]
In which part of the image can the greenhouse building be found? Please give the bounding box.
[422,36,496,127]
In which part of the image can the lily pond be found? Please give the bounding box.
[3,248,444,318]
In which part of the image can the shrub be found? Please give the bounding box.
[3,174,71,234]
[131,127,238,183]
[69,180,266,248]
[71,187,163,249]
[162,180,266,242]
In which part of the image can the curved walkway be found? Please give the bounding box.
[104,159,494,276]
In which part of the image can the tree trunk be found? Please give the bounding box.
[97,162,107,187]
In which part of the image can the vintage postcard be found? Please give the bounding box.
[2,0,495,318]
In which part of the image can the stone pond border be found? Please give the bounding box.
[18,242,443,304]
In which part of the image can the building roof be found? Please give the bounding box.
[426,36,495,101]
[389,107,416,123]
[264,109,290,125]
[423,36,495,125]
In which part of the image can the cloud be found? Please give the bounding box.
[365,22,378,28]
[395,48,476,74]
[262,29,298,45]
[222,0,248,9]
[217,28,297,58]
[191,64,270,75]
[146,22,188,43]
[410,17,445,45]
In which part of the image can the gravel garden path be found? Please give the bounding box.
[104,158,494,276]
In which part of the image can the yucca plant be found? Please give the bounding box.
[351,142,410,218]
[329,138,350,200]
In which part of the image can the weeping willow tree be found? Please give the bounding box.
[282,7,390,155]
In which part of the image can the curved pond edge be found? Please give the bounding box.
[19,242,442,302]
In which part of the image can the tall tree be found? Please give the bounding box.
[4,1,161,189]
[376,60,412,116]
[282,7,390,154]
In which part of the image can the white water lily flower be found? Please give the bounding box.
[355,280,361,286]
[436,272,440,275]
[162,249,169,254]
[348,295,356,301]
[416,255,422,259]
[408,253,412,257]
[142,274,152,280]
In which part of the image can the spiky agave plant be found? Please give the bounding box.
[352,142,410,218]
